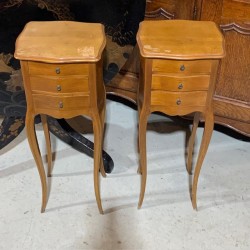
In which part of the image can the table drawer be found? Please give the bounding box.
[28,61,89,76]
[151,91,207,107]
[152,59,212,74]
[151,75,210,91]
[29,75,89,93]
[32,94,90,112]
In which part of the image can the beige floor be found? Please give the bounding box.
[1,99,250,250]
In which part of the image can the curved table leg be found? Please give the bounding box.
[186,112,201,174]
[0,116,25,150]
[47,117,114,174]
[41,114,53,177]
[0,115,114,173]
[26,112,48,213]
[137,110,149,209]
[191,111,214,210]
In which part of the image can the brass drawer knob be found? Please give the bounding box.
[58,101,63,109]
[57,85,62,91]
[178,83,183,89]
[55,67,61,74]
[180,65,185,71]
[176,99,182,105]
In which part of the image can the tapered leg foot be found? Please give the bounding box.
[137,111,148,209]
[92,111,105,214]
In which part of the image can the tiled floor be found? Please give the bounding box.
[1,99,250,250]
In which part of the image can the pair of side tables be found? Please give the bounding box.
[15,20,225,214]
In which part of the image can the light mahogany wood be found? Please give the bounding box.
[137,20,225,60]
[40,114,52,177]
[28,61,89,76]
[151,75,210,91]
[136,20,224,210]
[29,75,89,93]
[15,21,106,214]
[152,59,212,74]
[14,21,106,63]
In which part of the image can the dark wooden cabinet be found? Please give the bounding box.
[106,0,250,136]
[197,0,250,136]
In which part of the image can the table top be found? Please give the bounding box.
[136,20,225,60]
[14,21,106,63]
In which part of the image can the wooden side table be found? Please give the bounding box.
[136,20,225,209]
[14,21,106,214]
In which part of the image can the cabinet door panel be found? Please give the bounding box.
[222,0,250,21]
[200,0,250,135]
[216,29,250,102]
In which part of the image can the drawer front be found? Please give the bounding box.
[28,62,89,76]
[152,59,212,74]
[151,91,208,107]
[151,75,210,91]
[29,75,89,93]
[32,94,90,112]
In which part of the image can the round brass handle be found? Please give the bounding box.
[58,101,63,108]
[180,65,185,71]
[178,83,183,89]
[176,99,182,105]
[55,67,61,74]
[57,85,62,91]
